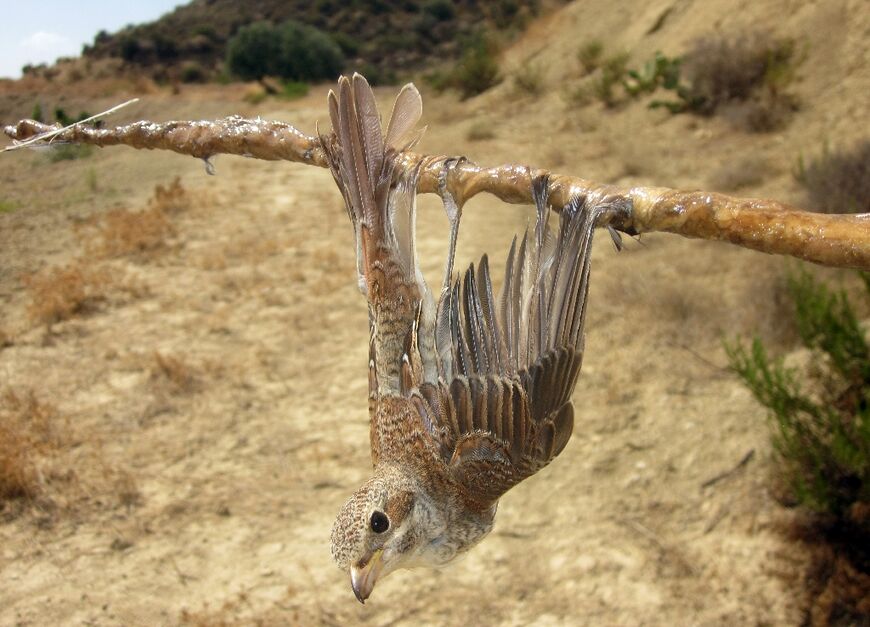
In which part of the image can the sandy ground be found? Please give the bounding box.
[1,0,868,625]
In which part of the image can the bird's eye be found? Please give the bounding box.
[370,511,389,533]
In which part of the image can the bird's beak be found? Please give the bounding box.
[350,549,384,604]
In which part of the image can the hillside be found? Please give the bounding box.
[69,0,550,85]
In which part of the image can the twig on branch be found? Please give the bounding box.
[4,108,868,270]
[2,98,139,152]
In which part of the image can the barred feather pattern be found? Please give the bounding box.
[321,74,432,399]
[411,175,606,505]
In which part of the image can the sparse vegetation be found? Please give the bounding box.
[0,199,16,213]
[591,52,629,108]
[726,269,868,517]
[23,262,113,328]
[578,40,604,74]
[47,144,95,163]
[466,120,496,141]
[280,80,309,100]
[449,34,502,100]
[513,61,544,96]
[0,389,65,503]
[84,177,191,258]
[90,205,175,258]
[725,268,869,624]
[568,34,800,131]
[707,155,770,192]
[795,140,870,214]
[151,352,198,395]
[656,33,802,130]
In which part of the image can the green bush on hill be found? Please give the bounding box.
[725,268,869,519]
[226,20,344,82]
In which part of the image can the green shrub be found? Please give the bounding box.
[451,34,501,100]
[725,268,869,518]
[226,20,344,83]
[679,33,800,120]
[795,141,870,214]
[53,108,92,127]
[513,61,544,96]
[578,40,603,74]
[180,62,207,83]
[47,144,94,163]
[422,0,455,21]
[226,22,282,81]
[592,52,629,107]
[280,81,309,100]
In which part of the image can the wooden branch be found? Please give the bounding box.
[4,114,868,270]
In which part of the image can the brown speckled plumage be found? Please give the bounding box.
[321,74,612,603]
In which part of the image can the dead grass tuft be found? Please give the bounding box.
[796,140,870,214]
[83,177,194,258]
[23,261,113,327]
[683,32,801,131]
[466,120,496,141]
[707,155,770,192]
[151,177,193,214]
[151,351,198,394]
[90,205,175,258]
[0,389,65,503]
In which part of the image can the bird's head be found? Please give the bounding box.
[330,464,444,603]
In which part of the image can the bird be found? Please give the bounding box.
[320,73,614,603]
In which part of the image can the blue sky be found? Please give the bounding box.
[0,1,185,78]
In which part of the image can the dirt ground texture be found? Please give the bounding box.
[1,0,868,625]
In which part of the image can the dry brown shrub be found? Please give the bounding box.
[23,261,113,327]
[707,155,770,192]
[90,205,174,257]
[797,140,870,214]
[151,176,193,214]
[0,389,65,502]
[151,351,198,394]
[85,177,193,258]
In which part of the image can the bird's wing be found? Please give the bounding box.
[411,177,613,507]
[321,75,436,464]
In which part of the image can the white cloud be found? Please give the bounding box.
[20,31,71,51]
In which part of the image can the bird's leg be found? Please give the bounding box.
[437,156,467,293]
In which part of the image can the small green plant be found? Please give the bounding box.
[578,40,604,74]
[623,52,682,96]
[53,108,91,127]
[279,80,309,100]
[85,168,98,193]
[31,103,43,123]
[180,61,206,83]
[725,268,869,518]
[592,52,629,107]
[466,120,496,141]
[0,199,16,213]
[512,61,544,96]
[795,140,870,214]
[47,144,94,163]
[451,34,502,100]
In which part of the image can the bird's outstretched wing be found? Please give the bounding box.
[410,177,613,507]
